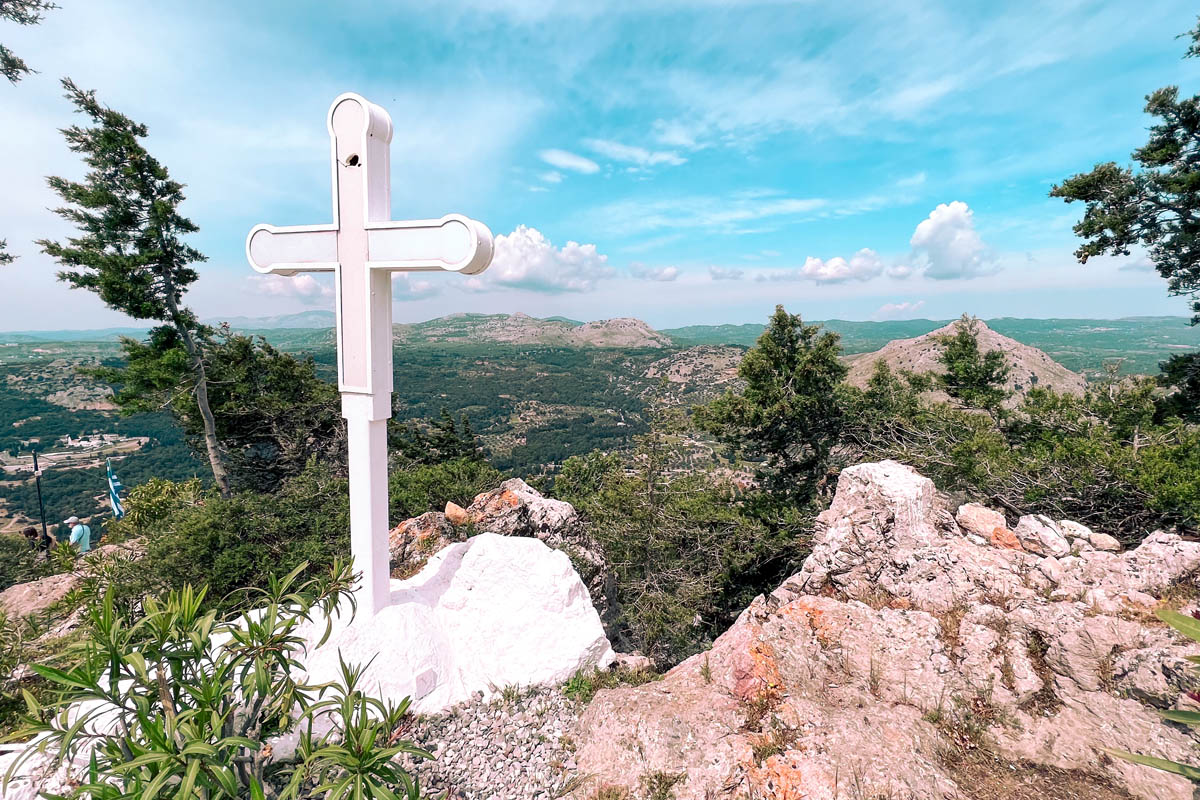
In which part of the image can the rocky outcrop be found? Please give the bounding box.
[388,479,609,607]
[572,461,1200,800]
[0,539,145,620]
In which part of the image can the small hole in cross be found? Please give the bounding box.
[344,154,361,167]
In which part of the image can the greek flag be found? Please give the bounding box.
[107,458,125,520]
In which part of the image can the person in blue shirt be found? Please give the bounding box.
[64,515,91,553]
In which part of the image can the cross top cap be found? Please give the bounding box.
[245,92,494,279]
[328,93,393,149]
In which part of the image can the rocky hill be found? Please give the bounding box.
[846,317,1087,401]
[390,313,669,348]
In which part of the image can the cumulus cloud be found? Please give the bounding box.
[539,170,564,184]
[539,148,600,174]
[392,274,439,301]
[886,263,914,279]
[630,262,679,281]
[468,225,614,293]
[873,300,927,320]
[709,266,744,281]
[909,201,998,280]
[1118,254,1156,272]
[756,248,885,283]
[583,138,686,167]
[247,274,333,303]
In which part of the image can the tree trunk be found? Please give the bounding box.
[166,303,231,498]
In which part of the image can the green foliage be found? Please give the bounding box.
[1159,351,1200,423]
[391,409,482,465]
[562,666,658,704]
[1107,606,1200,781]
[936,315,1011,412]
[94,329,345,493]
[0,239,12,266]
[132,464,350,610]
[0,533,44,592]
[3,562,432,799]
[842,361,1200,540]
[0,0,55,83]
[39,78,231,495]
[557,422,809,667]
[103,477,204,542]
[388,458,504,521]
[696,305,847,503]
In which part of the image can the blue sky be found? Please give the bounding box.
[2,0,1199,330]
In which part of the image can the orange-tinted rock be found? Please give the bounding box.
[989,525,1024,550]
[444,501,470,526]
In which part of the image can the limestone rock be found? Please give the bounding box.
[1014,514,1071,557]
[467,478,580,537]
[0,572,79,619]
[956,502,1006,539]
[574,461,1200,800]
[302,532,613,714]
[387,511,455,577]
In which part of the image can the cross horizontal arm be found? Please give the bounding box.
[367,214,493,275]
[247,224,338,276]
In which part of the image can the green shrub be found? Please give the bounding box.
[4,561,432,799]
[0,533,44,592]
[557,429,810,667]
[388,457,504,521]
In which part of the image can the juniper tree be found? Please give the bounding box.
[39,79,231,496]
[1052,17,1200,415]
[696,305,847,503]
[1,0,56,83]
[0,240,12,266]
[937,314,1011,412]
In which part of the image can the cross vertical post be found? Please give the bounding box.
[246,94,494,618]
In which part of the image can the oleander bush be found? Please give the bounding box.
[4,561,431,800]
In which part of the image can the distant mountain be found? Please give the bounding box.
[0,327,148,343]
[214,310,336,329]
[845,319,1087,403]
[392,312,670,348]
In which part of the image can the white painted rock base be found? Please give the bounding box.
[299,532,614,714]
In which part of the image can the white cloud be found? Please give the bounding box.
[539,148,600,174]
[709,266,744,281]
[1118,254,1156,272]
[887,263,914,279]
[873,300,927,320]
[468,225,614,293]
[651,119,699,149]
[630,262,679,281]
[800,249,885,283]
[756,248,885,283]
[247,274,334,303]
[583,138,686,167]
[393,274,439,301]
[540,170,564,183]
[896,171,927,188]
[909,201,999,280]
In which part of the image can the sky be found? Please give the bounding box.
[2,0,1199,331]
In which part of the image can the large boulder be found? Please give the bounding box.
[0,539,145,620]
[572,461,1200,800]
[304,532,613,714]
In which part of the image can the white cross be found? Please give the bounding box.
[245,93,494,618]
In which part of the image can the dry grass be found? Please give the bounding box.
[946,755,1133,800]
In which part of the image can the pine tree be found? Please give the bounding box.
[39,79,231,496]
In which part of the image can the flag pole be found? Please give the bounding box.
[31,449,49,542]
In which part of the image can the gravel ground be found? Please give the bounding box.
[398,688,583,800]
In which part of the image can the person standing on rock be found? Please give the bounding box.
[64,515,91,554]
